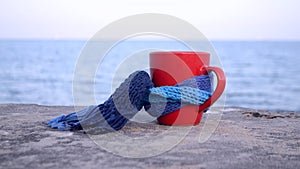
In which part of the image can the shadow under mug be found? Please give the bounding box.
[150,51,226,125]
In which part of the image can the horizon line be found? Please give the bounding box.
[0,38,299,42]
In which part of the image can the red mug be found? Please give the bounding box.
[150,51,226,125]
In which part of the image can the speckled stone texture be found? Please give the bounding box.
[0,104,299,169]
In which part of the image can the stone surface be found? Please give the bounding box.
[0,104,299,169]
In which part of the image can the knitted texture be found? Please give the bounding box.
[146,75,212,117]
[47,71,212,131]
[150,86,211,104]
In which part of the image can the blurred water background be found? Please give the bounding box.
[0,40,299,112]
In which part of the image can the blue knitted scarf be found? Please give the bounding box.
[47,71,212,131]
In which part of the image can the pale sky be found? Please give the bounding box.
[0,0,299,40]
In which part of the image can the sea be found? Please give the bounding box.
[0,40,300,112]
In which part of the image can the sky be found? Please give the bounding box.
[0,0,299,40]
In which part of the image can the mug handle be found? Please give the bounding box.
[198,66,226,112]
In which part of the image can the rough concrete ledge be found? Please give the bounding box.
[0,104,299,169]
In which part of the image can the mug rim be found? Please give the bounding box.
[150,51,210,56]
